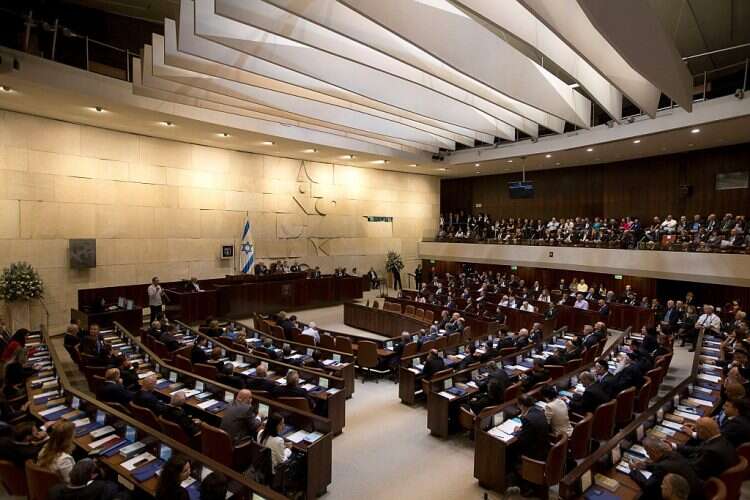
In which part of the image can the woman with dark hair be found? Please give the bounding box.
[0,329,30,385]
[258,413,292,469]
[156,454,191,500]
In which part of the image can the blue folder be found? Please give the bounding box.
[131,459,165,482]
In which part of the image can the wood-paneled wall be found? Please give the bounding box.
[423,259,750,311]
[441,143,750,221]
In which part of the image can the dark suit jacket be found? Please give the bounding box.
[99,381,133,406]
[0,437,43,467]
[721,415,750,447]
[120,367,139,391]
[524,368,551,390]
[612,364,644,394]
[631,451,704,500]
[220,402,260,444]
[272,384,315,410]
[516,407,550,461]
[133,389,167,415]
[48,479,120,500]
[678,435,738,479]
[598,372,616,397]
[569,383,610,415]
[191,345,209,365]
[422,357,446,380]
[245,376,276,393]
[159,332,180,352]
[163,405,200,436]
[217,373,246,390]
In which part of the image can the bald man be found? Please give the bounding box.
[630,438,703,500]
[98,368,133,406]
[220,389,260,444]
[677,417,738,479]
[133,374,167,415]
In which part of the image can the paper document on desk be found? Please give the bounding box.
[674,410,699,421]
[197,399,219,410]
[304,432,323,443]
[697,373,721,383]
[686,397,713,407]
[286,430,308,444]
[437,391,456,400]
[497,417,521,435]
[661,419,683,430]
[122,452,156,472]
[654,425,676,437]
[488,427,514,442]
[407,368,421,374]
[138,371,155,379]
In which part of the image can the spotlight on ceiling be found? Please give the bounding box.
[260,141,275,146]
[474,163,480,167]
[218,132,230,138]
[160,121,174,127]
[633,139,641,144]
[586,148,594,152]
[408,164,418,167]
[302,148,318,153]
[691,128,700,134]
[545,154,552,158]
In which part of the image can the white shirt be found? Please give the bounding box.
[147,284,163,306]
[696,313,721,333]
[259,435,291,469]
[301,327,320,344]
[520,303,535,312]
[574,299,589,310]
[39,448,75,484]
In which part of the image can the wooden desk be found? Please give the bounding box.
[165,288,217,324]
[343,302,427,338]
[71,306,143,331]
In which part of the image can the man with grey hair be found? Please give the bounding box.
[661,473,691,500]
[163,390,201,437]
[301,322,320,345]
[271,369,315,410]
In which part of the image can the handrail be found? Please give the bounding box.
[39,325,286,500]
[237,319,354,359]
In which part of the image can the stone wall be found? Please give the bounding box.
[0,111,439,330]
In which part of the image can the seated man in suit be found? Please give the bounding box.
[271,370,315,411]
[611,352,644,394]
[0,421,48,467]
[508,394,550,466]
[467,376,505,414]
[98,368,133,406]
[111,355,139,391]
[206,346,224,366]
[163,390,201,438]
[452,343,481,370]
[217,362,246,390]
[245,364,276,393]
[191,337,209,365]
[718,397,750,447]
[48,458,122,500]
[220,389,261,444]
[521,358,550,390]
[480,340,499,362]
[629,438,703,500]
[514,328,531,349]
[204,320,224,338]
[567,371,610,415]
[147,320,162,339]
[421,349,446,380]
[80,323,109,363]
[677,417,738,480]
[277,313,297,339]
[159,324,181,352]
[594,358,616,397]
[133,374,168,415]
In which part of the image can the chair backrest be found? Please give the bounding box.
[545,434,569,484]
[335,336,353,354]
[420,340,436,353]
[159,415,191,446]
[458,406,476,432]
[569,413,593,460]
[401,342,419,358]
[499,347,516,357]
[372,300,379,309]
[592,399,617,441]
[278,396,312,413]
[415,308,425,320]
[581,347,595,365]
[424,310,434,323]
[646,367,664,389]
[564,358,582,373]
[615,387,636,426]
[129,401,160,430]
[249,440,273,486]
[446,332,461,348]
[719,456,747,500]
[0,459,27,496]
[270,325,285,339]
[357,340,379,369]
[91,374,106,396]
[175,354,193,372]
[462,326,473,341]
[319,334,336,350]
[704,477,727,500]
[25,459,61,500]
[106,401,131,415]
[737,442,750,473]
[298,335,315,347]
[434,336,447,351]
[194,363,218,379]
[504,382,523,402]
[200,422,234,465]
[405,305,415,316]
[290,327,303,342]
[635,376,652,413]
[546,364,565,379]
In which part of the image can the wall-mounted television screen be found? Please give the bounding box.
[508,181,534,199]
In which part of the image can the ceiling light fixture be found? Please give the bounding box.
[474,163,480,167]
[545,154,552,158]
[160,121,174,127]
[219,132,230,138]
[633,139,641,144]
[302,148,318,153]
[586,147,594,152]
[691,128,700,134]
[507,159,513,163]
[260,141,275,146]
[408,164,418,167]
[437,167,447,171]
[91,106,105,113]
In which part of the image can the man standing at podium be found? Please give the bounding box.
[148,276,166,321]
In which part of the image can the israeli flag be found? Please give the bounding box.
[240,216,255,274]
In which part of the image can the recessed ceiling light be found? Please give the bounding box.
[691,128,700,134]
[437,167,447,171]
[260,141,275,146]
[0,85,13,93]
[91,106,105,113]
[586,147,594,152]
[371,159,389,164]
[507,159,513,163]
[302,148,318,153]
[408,164,418,167]
[474,163,480,167]
[160,121,174,127]
[340,154,355,160]
[545,154,552,158]
[633,139,641,144]
[218,132,230,138]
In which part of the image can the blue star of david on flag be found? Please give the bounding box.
[240,217,255,274]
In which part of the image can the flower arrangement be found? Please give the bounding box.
[0,262,44,302]
[385,251,404,274]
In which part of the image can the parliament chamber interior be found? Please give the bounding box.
[1,1,750,499]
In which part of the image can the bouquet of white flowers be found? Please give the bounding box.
[0,262,44,302]
[385,251,404,274]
